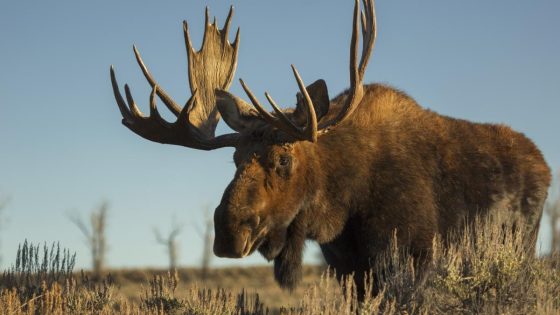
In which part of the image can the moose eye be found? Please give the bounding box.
[275,155,293,178]
[278,155,291,168]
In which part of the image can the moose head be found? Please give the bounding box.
[111,0,376,288]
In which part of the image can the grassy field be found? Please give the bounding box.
[2,214,560,314]
[111,265,325,310]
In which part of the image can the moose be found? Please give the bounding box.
[110,0,551,296]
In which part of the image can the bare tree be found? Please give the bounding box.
[546,172,560,254]
[195,206,214,281]
[69,202,108,278]
[154,219,182,271]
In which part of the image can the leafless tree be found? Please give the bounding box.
[195,206,214,281]
[154,220,182,271]
[68,202,108,278]
[546,172,560,254]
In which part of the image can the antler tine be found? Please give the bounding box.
[349,0,361,97]
[110,66,134,122]
[233,27,241,47]
[222,6,234,38]
[205,7,210,27]
[149,85,160,118]
[239,79,303,140]
[132,46,182,116]
[317,0,376,134]
[200,7,211,49]
[124,84,144,118]
[359,0,376,77]
[361,6,367,38]
[239,79,273,120]
[291,65,318,143]
[183,20,196,56]
[221,6,241,51]
[148,85,172,125]
[264,92,303,135]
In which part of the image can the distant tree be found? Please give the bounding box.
[195,206,214,281]
[154,219,182,271]
[68,202,108,278]
[546,172,560,254]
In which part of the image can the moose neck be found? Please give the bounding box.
[296,126,375,244]
[271,128,373,289]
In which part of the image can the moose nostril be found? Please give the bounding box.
[240,216,261,229]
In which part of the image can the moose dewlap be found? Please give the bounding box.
[110,0,551,298]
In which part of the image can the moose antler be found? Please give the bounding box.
[110,7,241,150]
[240,0,376,142]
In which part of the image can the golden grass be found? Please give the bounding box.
[2,213,559,314]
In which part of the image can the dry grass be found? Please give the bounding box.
[2,213,560,314]
[112,265,324,310]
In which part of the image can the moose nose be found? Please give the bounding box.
[213,228,250,258]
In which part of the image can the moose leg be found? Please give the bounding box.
[319,223,372,301]
[320,237,359,280]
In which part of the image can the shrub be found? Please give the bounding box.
[1,213,559,314]
[1,240,75,300]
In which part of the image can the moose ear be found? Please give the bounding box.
[215,89,260,133]
[293,79,330,125]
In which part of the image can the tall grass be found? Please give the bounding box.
[1,213,559,314]
[1,241,75,300]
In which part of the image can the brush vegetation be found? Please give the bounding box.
[1,214,559,314]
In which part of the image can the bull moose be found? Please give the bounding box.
[110,0,551,295]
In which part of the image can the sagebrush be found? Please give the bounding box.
[1,214,559,314]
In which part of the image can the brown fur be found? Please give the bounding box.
[212,83,551,294]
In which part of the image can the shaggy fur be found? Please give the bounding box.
[212,83,551,297]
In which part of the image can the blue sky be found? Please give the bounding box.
[1,0,559,270]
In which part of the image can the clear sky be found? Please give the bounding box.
[1,0,559,270]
